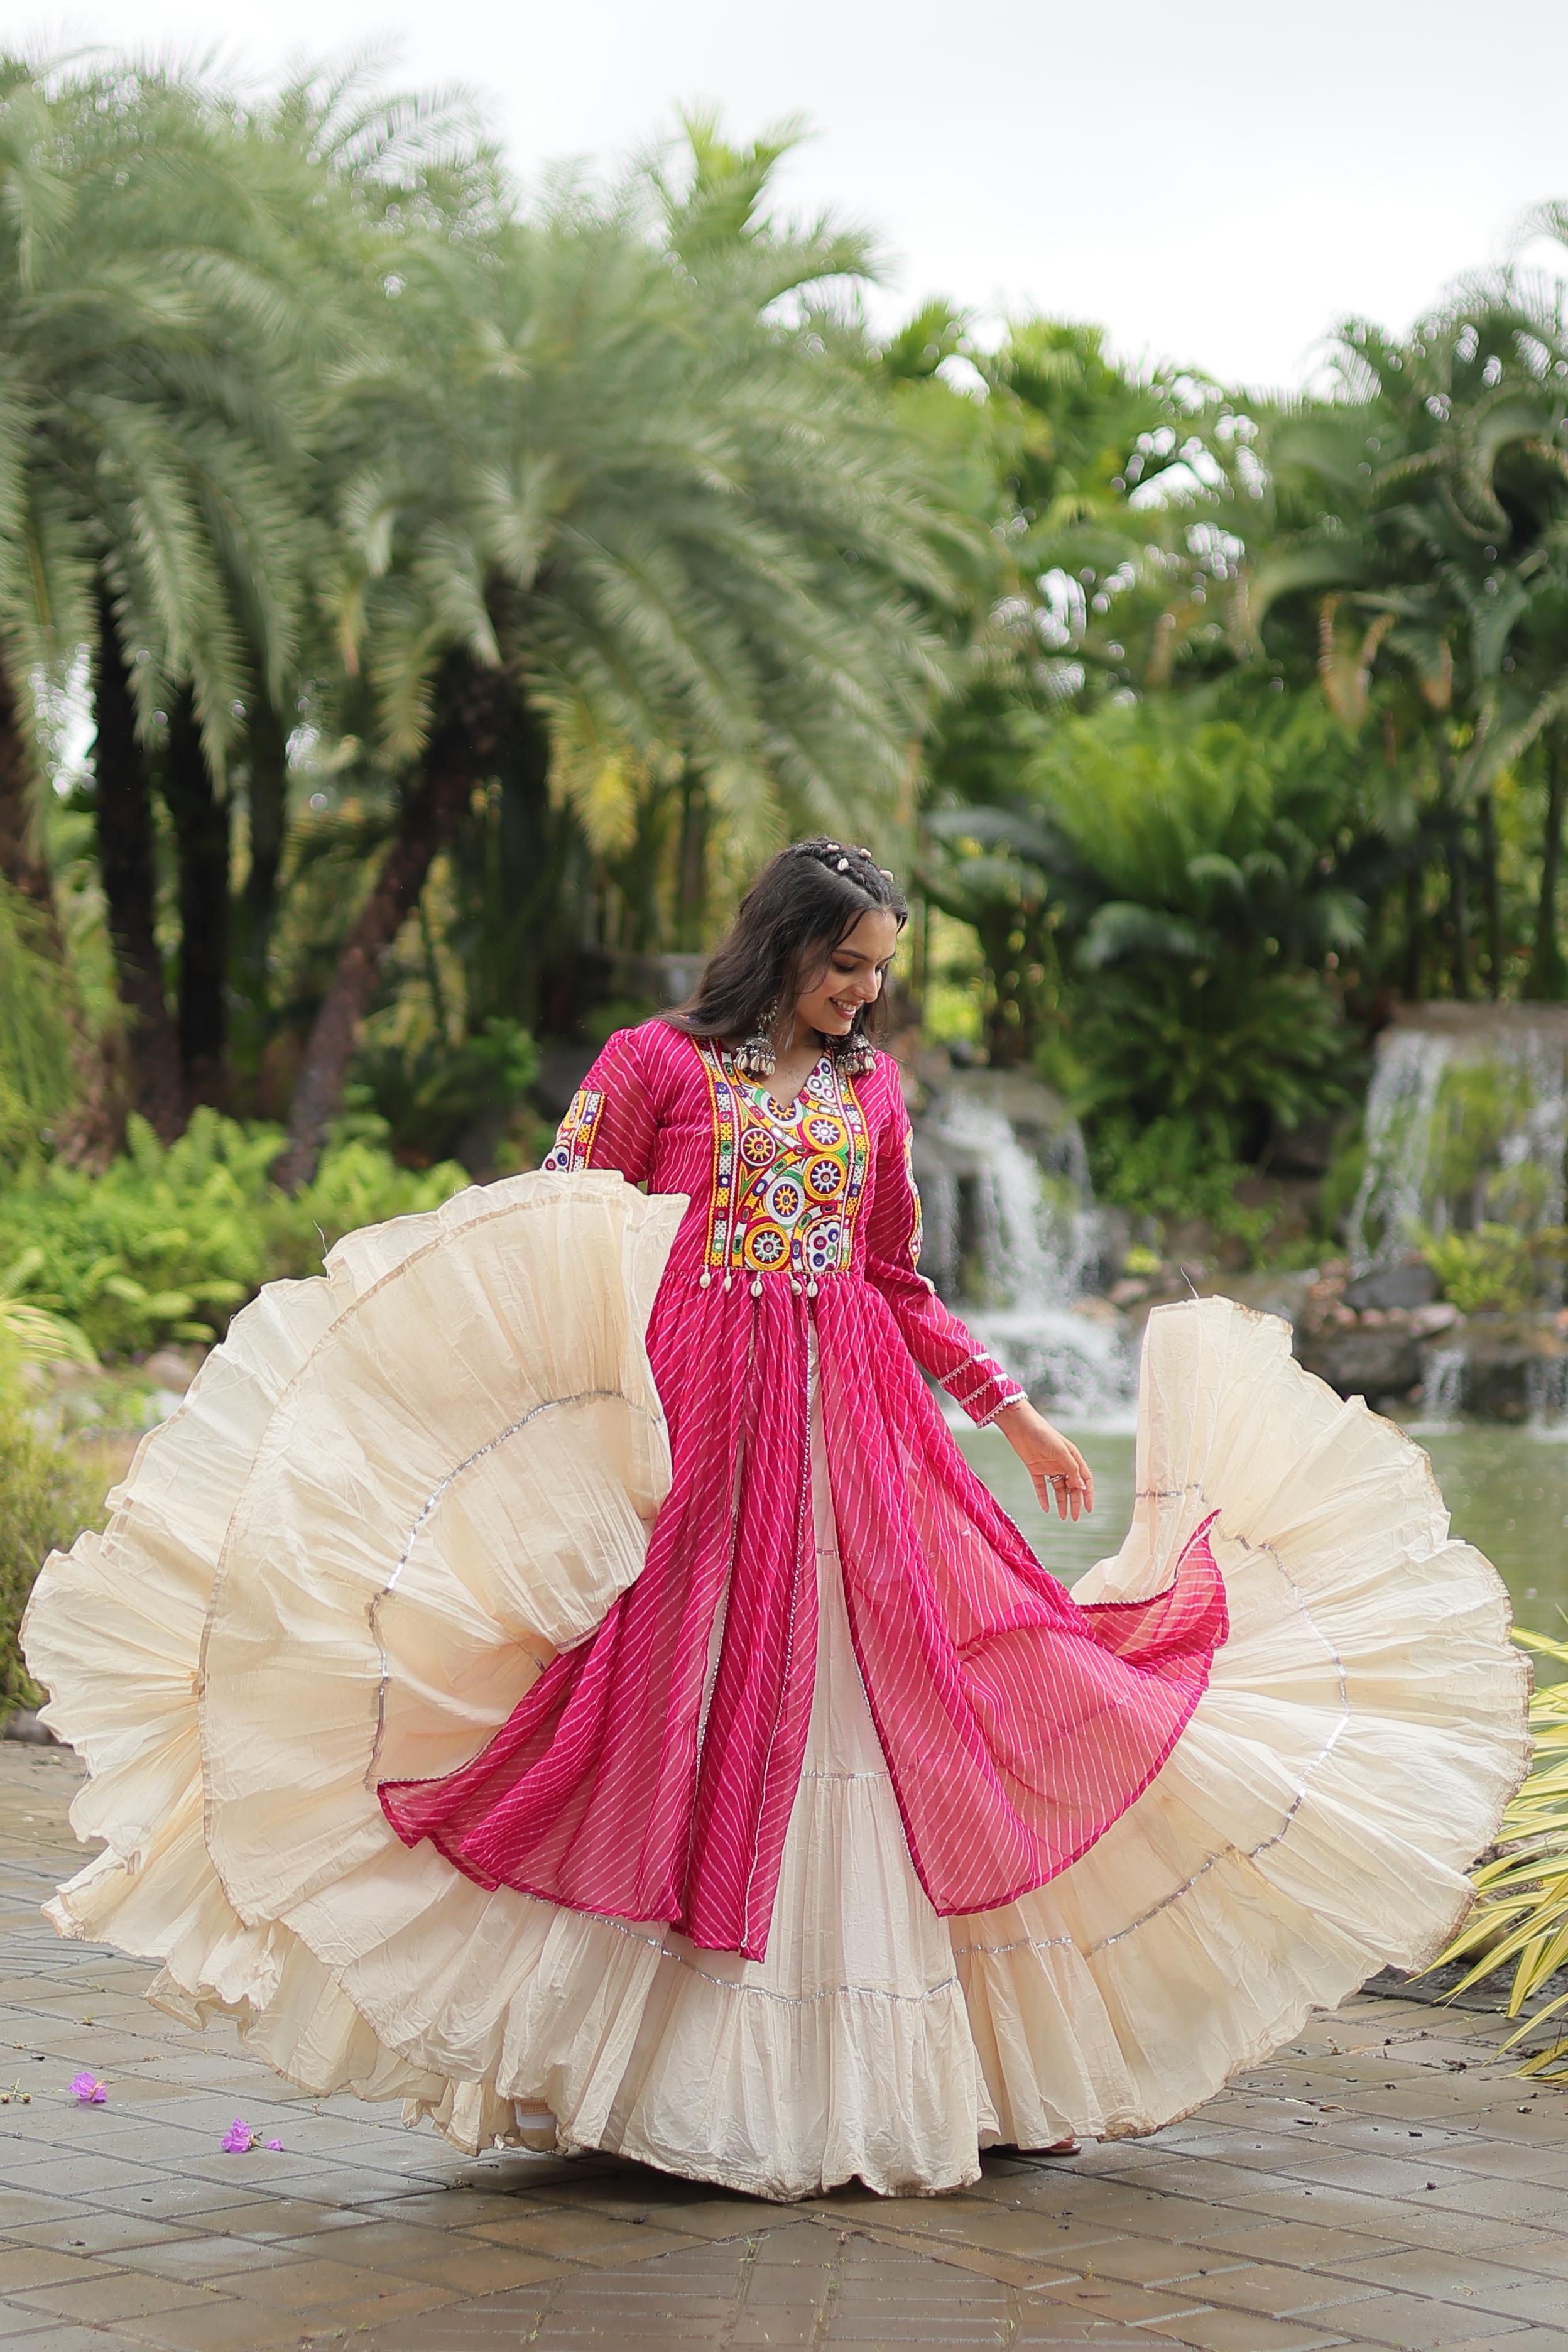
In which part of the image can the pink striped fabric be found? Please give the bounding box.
[380,1020,1227,1960]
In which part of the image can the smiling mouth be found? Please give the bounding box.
[827,998,859,1021]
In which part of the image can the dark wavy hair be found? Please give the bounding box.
[667,838,909,1049]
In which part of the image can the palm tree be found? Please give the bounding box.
[0,59,327,1132]
[1242,284,1568,1001]
[274,122,959,1187]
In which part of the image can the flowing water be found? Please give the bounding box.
[1348,1005,1568,1273]
[922,1044,1567,1656]
[915,1089,1135,1418]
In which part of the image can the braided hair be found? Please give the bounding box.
[667,837,908,1052]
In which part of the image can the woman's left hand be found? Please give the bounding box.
[993,1397,1094,1521]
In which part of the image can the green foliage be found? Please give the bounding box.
[0,1253,96,1367]
[1429,1064,1555,1230]
[0,884,77,1169]
[348,1018,539,1168]
[1357,1059,1562,1268]
[0,58,324,776]
[1319,1129,1367,1243]
[1075,966,1354,1162]
[0,1348,99,1718]
[1417,1222,1567,1315]
[928,692,1367,1131]
[1440,1630,1568,2074]
[1089,1115,1273,1259]
[0,1110,466,1356]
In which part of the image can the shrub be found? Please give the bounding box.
[0,1110,468,1357]
[0,1351,100,1718]
[1089,1113,1274,1261]
[348,1018,540,1168]
[1417,1222,1567,1316]
[0,881,80,1168]
[1074,965,1355,1165]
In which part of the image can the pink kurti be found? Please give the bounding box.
[381,1020,1227,1960]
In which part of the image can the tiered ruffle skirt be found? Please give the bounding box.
[23,1172,1530,2198]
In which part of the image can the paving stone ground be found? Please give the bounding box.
[3,1742,1568,2351]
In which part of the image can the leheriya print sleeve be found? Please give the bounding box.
[861,1077,1025,1426]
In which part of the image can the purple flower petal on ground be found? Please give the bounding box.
[221,2118,254,2153]
[68,2072,106,2104]
[266,2139,281,2151]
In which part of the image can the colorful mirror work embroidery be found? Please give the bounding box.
[697,1042,868,1292]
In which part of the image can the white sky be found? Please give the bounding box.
[26,1,1568,391]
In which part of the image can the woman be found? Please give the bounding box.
[26,837,1529,2201]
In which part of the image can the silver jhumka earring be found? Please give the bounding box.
[734,999,780,1082]
[831,1021,877,1078]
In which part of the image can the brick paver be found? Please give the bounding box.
[2,1741,1567,2349]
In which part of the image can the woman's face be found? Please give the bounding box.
[793,909,901,1040]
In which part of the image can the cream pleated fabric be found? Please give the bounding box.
[23,1178,1530,2201]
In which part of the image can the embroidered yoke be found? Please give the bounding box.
[381,1020,1228,1960]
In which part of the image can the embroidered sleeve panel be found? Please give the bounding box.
[541,1023,661,1184]
[542,1084,605,1173]
[902,1128,922,1270]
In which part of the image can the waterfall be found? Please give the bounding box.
[914,1087,1134,1421]
[1527,1353,1568,1435]
[1349,1008,1568,1273]
[1420,1345,1468,1425]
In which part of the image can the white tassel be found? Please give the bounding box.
[750,1276,763,1298]
[699,1270,712,1289]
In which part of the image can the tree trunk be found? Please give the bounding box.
[94,591,185,1142]
[1402,863,1424,1000]
[0,663,54,917]
[162,690,231,1106]
[275,655,512,1192]
[1444,825,1471,1000]
[1474,790,1503,999]
[234,696,289,1003]
[1526,730,1568,1001]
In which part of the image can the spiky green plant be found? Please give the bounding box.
[1440,1630,1568,2073]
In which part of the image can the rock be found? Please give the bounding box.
[1298,1326,1425,1403]
[3,1710,58,1746]
[1070,1297,1123,1327]
[1440,1317,1566,1424]
[922,1067,1082,1165]
[142,1347,200,1390]
[1342,1260,1439,1314]
[1207,1269,1319,1329]
[1108,1277,1150,1307]
[1266,1115,1339,1177]
[1410,1301,1459,1337]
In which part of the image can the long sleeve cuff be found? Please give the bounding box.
[939,1354,1026,1427]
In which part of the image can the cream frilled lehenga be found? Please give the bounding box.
[23,1020,1530,2199]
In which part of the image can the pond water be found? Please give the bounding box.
[957,1417,1568,1655]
